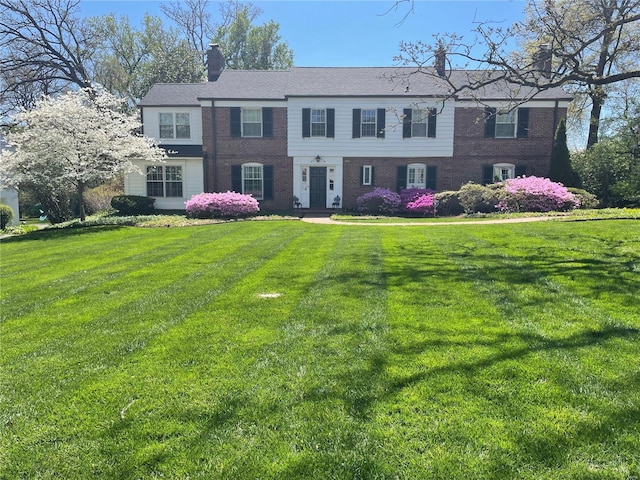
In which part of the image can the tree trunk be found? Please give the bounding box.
[587,87,606,149]
[78,181,86,221]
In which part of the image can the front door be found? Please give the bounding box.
[309,167,327,208]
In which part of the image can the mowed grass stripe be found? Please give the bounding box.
[0,225,245,319]
[0,223,309,472]
[1,220,639,480]
[370,223,640,478]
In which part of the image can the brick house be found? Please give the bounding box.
[126,45,571,211]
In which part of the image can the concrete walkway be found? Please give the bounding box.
[300,214,554,226]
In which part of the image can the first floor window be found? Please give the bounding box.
[243,163,264,199]
[407,163,426,188]
[146,165,183,197]
[242,108,262,137]
[494,163,515,181]
[362,165,373,186]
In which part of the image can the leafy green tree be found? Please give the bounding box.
[92,14,204,105]
[212,3,293,70]
[549,120,581,187]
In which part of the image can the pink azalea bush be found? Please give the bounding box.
[356,188,401,214]
[497,176,579,212]
[405,193,437,215]
[401,188,437,216]
[185,191,260,219]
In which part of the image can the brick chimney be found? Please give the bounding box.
[533,44,552,78]
[207,44,225,82]
[434,46,446,77]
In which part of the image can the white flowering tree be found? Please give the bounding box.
[0,89,166,222]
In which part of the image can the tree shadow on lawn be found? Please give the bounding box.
[1,225,128,243]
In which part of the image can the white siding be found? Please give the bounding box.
[125,158,204,210]
[141,107,203,145]
[287,97,454,158]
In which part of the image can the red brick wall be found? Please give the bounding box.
[203,106,293,211]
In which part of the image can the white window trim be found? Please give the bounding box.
[242,162,264,199]
[495,110,517,138]
[407,163,427,189]
[146,165,184,198]
[362,165,373,186]
[493,163,515,181]
[361,109,377,137]
[158,113,191,140]
[242,108,263,138]
[311,108,326,137]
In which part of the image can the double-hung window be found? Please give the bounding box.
[243,163,264,199]
[485,107,529,138]
[159,113,190,139]
[146,165,183,197]
[361,109,377,137]
[495,110,516,138]
[242,108,263,137]
[311,109,326,137]
[403,108,437,138]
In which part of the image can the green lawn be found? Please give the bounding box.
[1,220,639,479]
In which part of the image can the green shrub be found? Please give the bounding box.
[110,195,155,216]
[457,183,500,214]
[567,187,599,209]
[435,191,464,216]
[0,204,14,229]
[84,182,123,215]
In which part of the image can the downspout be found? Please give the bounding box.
[551,99,559,159]
[211,100,218,192]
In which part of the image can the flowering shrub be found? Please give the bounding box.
[458,183,500,214]
[497,176,579,212]
[400,188,437,216]
[356,188,401,214]
[185,191,260,219]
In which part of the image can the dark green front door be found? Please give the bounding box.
[309,167,327,208]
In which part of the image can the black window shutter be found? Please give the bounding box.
[397,165,407,193]
[428,108,437,138]
[352,109,361,138]
[427,166,437,190]
[377,108,386,138]
[262,108,273,137]
[360,166,365,185]
[371,166,375,186]
[263,165,274,199]
[515,165,527,177]
[484,107,496,138]
[403,108,412,138]
[232,165,242,192]
[302,108,311,138]
[517,108,530,138]
[230,107,241,137]
[482,165,494,185]
[326,108,335,138]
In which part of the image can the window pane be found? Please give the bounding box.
[165,166,182,181]
[412,109,428,137]
[311,109,325,123]
[147,166,163,181]
[159,113,174,139]
[495,111,516,137]
[147,182,164,197]
[243,165,263,198]
[175,114,190,138]
[165,182,183,197]
[242,109,262,123]
[361,109,376,137]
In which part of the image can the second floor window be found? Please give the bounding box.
[353,108,385,138]
[311,109,326,136]
[302,108,335,138]
[159,113,190,139]
[495,110,516,138]
[403,108,437,138]
[361,109,377,137]
[242,108,262,137]
[485,107,529,138]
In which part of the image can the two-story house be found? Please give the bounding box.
[127,45,571,211]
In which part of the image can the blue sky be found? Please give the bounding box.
[80,0,527,66]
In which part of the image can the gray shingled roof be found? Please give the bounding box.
[138,67,571,106]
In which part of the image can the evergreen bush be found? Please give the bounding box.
[0,204,14,229]
[111,195,156,215]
